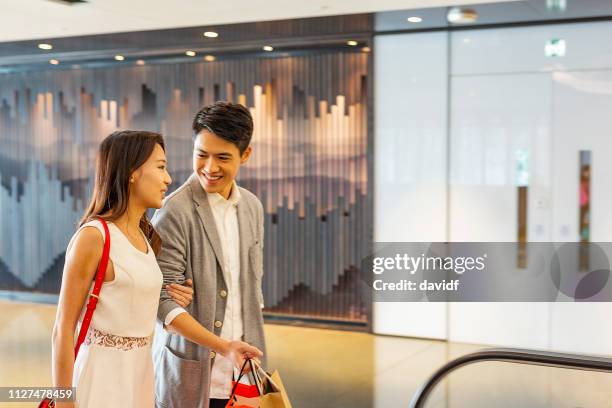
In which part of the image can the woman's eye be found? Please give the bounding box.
[158,166,166,170]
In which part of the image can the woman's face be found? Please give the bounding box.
[130,143,172,209]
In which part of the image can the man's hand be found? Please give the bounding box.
[244,357,262,374]
[166,279,194,307]
[222,340,263,372]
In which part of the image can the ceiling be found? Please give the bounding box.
[0,0,518,42]
[376,0,612,31]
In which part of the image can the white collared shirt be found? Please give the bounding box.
[164,181,243,399]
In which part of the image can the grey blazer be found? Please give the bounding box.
[152,174,266,408]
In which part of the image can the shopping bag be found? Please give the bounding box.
[228,381,260,408]
[259,369,292,408]
[225,359,262,408]
[226,359,292,408]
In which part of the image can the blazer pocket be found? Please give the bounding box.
[155,346,202,407]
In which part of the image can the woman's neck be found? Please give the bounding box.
[113,204,146,234]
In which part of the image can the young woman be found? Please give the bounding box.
[51,131,262,408]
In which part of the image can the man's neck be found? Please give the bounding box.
[219,182,233,200]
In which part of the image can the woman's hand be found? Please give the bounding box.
[166,279,194,307]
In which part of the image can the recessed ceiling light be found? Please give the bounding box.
[38,43,53,50]
[135,59,146,66]
[185,50,196,57]
[262,45,274,52]
[447,7,478,24]
[204,55,216,62]
[407,16,423,23]
[114,55,125,61]
[49,59,59,65]
[347,40,358,46]
[204,31,219,38]
[362,46,371,53]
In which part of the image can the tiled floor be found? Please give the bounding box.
[0,300,610,407]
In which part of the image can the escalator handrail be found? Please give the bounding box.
[409,347,612,408]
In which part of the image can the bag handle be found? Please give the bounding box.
[249,358,280,392]
[228,358,264,401]
[249,358,263,396]
[228,359,252,402]
[73,218,110,357]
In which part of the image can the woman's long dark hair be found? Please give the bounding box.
[80,130,164,254]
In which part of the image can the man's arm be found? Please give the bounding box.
[152,203,189,323]
[167,313,263,367]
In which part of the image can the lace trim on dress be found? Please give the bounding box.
[84,327,151,351]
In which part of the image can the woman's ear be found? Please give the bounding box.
[130,168,142,183]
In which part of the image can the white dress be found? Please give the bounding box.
[67,220,163,408]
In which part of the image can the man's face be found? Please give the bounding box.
[193,130,251,199]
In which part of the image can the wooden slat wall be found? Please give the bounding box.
[0,50,371,324]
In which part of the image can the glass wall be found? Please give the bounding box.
[374,21,612,355]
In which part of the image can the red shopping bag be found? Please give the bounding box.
[225,359,292,408]
[225,359,263,408]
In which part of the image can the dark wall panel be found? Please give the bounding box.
[0,51,371,324]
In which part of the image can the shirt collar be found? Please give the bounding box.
[206,181,241,208]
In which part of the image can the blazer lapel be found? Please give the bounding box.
[236,197,254,297]
[188,174,230,287]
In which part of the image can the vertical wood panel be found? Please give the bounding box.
[0,49,370,324]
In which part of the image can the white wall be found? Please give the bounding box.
[451,21,612,75]
[373,32,448,340]
[374,22,612,355]
[448,72,552,349]
[549,69,612,355]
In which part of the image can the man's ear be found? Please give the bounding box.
[240,146,252,164]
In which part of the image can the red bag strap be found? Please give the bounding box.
[73,218,110,358]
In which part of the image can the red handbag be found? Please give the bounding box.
[39,219,111,408]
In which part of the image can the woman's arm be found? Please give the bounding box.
[51,227,104,407]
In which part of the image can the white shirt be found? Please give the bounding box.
[164,182,243,399]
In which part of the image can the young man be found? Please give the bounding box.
[152,102,266,408]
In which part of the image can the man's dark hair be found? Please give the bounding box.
[192,101,254,154]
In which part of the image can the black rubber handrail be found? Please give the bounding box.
[410,348,612,408]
